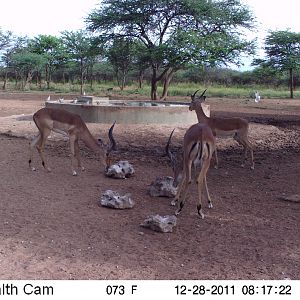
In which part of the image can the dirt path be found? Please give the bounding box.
[0,92,299,279]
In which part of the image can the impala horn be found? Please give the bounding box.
[191,89,200,99]
[199,89,207,97]
[107,121,117,152]
[165,128,177,171]
[104,121,117,169]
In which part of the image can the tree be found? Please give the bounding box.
[86,0,256,100]
[61,30,98,95]
[10,50,46,90]
[1,36,29,90]
[106,37,138,90]
[29,35,65,89]
[253,30,300,98]
[0,28,12,50]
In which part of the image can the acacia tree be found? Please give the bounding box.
[254,30,300,98]
[29,35,65,89]
[61,30,98,95]
[86,0,256,100]
[106,37,142,90]
[10,50,46,90]
[0,29,14,89]
[0,28,12,50]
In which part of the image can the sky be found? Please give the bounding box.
[0,0,300,69]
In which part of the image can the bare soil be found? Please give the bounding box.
[0,92,299,280]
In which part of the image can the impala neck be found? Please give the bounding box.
[80,129,102,153]
[195,102,209,123]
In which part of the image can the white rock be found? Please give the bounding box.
[100,190,135,209]
[141,214,177,233]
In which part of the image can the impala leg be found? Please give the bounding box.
[243,138,254,170]
[175,159,193,215]
[196,156,211,219]
[174,177,191,216]
[74,140,85,172]
[234,134,247,168]
[36,129,51,172]
[213,147,219,169]
[69,135,79,176]
[171,172,185,206]
[29,133,41,171]
[204,176,213,209]
[235,133,254,170]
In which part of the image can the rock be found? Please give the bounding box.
[100,190,135,209]
[278,194,300,203]
[149,176,177,197]
[106,161,135,179]
[141,214,177,233]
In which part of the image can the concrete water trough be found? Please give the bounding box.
[45,96,209,124]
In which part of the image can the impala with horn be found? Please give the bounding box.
[29,107,116,176]
[172,123,216,218]
[190,89,254,170]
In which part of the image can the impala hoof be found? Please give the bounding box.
[208,203,213,209]
[72,171,78,176]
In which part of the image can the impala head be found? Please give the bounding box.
[189,89,207,111]
[165,129,183,187]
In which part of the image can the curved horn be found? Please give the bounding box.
[107,120,117,152]
[165,129,177,170]
[199,89,207,97]
[105,121,117,169]
[191,89,200,99]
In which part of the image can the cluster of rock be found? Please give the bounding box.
[100,190,135,209]
[140,214,177,233]
[105,160,135,179]
[149,176,177,198]
[102,159,178,232]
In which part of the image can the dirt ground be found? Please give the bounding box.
[0,91,299,280]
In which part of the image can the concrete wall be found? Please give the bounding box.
[45,101,209,125]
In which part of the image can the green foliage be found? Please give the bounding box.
[86,0,256,99]
[0,28,13,51]
[253,30,300,98]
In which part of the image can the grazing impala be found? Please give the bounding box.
[29,107,116,175]
[173,123,216,218]
[190,89,254,170]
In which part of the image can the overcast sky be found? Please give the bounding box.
[1,0,299,69]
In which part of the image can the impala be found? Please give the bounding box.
[29,107,116,175]
[172,123,216,218]
[190,89,254,169]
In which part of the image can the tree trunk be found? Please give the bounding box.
[160,68,176,101]
[2,71,8,90]
[80,58,84,95]
[46,64,50,89]
[151,66,159,100]
[138,70,144,89]
[289,68,294,99]
[121,72,126,91]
